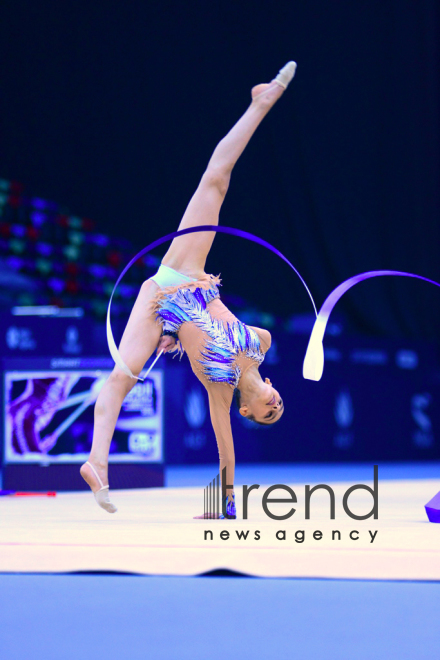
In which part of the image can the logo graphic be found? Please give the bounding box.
[203,468,236,519]
[334,390,354,428]
[264,339,279,365]
[334,389,354,449]
[118,378,158,427]
[6,326,36,351]
[62,326,82,354]
[202,466,379,521]
[395,349,418,370]
[128,431,159,458]
[350,349,388,365]
[411,393,434,448]
[184,388,206,428]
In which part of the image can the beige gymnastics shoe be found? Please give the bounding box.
[80,461,117,514]
[251,61,297,101]
[275,61,297,88]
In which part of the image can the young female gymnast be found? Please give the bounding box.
[80,61,296,516]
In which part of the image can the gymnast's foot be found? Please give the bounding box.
[251,61,297,105]
[80,460,117,514]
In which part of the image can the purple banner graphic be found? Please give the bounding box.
[4,369,163,464]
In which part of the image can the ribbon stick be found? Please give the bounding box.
[107,225,316,380]
[303,270,440,382]
[140,349,164,382]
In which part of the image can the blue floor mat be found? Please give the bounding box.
[0,574,438,660]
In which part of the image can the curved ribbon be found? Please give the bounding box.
[107,225,317,380]
[303,270,440,382]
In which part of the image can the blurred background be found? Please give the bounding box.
[1,0,439,489]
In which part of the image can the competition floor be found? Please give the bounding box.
[0,462,439,579]
[1,463,439,659]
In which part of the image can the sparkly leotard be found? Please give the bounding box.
[152,271,271,491]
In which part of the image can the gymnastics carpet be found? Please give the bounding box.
[1,475,439,580]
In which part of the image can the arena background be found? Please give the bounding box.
[1,0,439,468]
[1,3,440,659]
[1,0,439,336]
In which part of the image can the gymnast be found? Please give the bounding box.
[80,62,297,516]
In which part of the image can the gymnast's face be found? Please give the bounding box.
[239,378,284,425]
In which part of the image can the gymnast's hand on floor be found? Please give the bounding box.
[156,335,177,355]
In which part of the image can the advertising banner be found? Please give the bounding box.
[4,366,163,464]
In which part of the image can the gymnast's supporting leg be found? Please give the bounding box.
[80,281,163,511]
